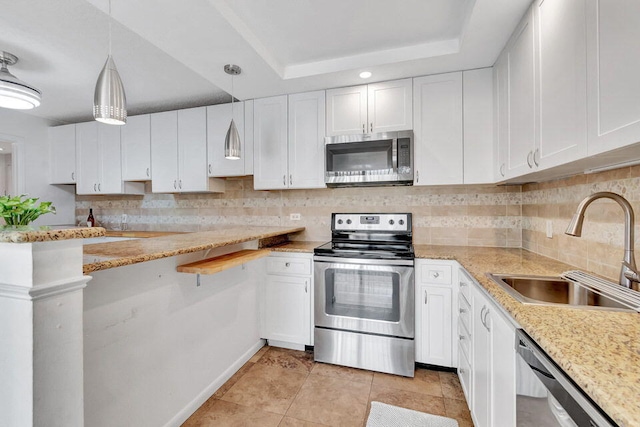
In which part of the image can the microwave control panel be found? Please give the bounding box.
[397,137,411,168]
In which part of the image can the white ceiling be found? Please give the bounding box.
[2,0,531,124]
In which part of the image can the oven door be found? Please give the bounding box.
[314,256,414,338]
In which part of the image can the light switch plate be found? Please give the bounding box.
[546,220,553,238]
[290,213,301,221]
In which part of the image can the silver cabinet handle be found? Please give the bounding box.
[208,164,212,174]
[459,281,467,287]
[533,148,540,167]
[283,175,286,186]
[459,308,468,314]
[98,183,101,192]
[480,306,486,326]
[94,183,97,192]
[432,271,440,278]
[424,289,428,304]
[305,280,308,293]
[146,167,150,177]
[71,172,75,181]
[527,151,533,168]
[459,335,465,341]
[285,262,290,267]
[289,175,292,186]
[500,163,505,177]
[179,180,182,189]
[482,306,490,332]
[370,122,373,133]
[362,123,365,134]
[416,170,419,183]
[173,180,177,189]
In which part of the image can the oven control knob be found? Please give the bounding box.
[389,219,395,225]
[337,219,343,225]
[399,219,405,225]
[346,219,352,225]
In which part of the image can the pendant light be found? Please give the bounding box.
[0,51,41,110]
[224,64,241,160]
[93,0,127,125]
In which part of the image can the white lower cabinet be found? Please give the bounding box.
[415,260,458,367]
[261,253,313,349]
[465,268,516,427]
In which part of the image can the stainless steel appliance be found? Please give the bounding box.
[314,213,415,377]
[324,131,413,187]
[515,330,616,427]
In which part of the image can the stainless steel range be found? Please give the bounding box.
[314,213,415,377]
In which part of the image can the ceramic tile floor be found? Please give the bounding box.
[182,346,474,427]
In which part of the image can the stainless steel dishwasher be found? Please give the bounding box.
[515,330,616,427]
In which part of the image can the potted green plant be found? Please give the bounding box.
[0,195,56,227]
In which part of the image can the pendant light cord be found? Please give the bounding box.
[108,0,113,55]
[230,73,234,116]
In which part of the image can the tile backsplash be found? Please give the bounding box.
[76,177,522,247]
[77,166,640,282]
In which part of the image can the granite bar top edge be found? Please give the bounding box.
[0,226,105,243]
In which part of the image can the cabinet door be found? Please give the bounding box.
[586,1,640,155]
[288,91,326,189]
[494,52,509,181]
[150,111,179,193]
[368,78,413,133]
[535,0,587,168]
[75,122,100,195]
[244,100,254,175]
[416,285,452,367]
[413,72,463,185]
[463,69,494,184]
[263,275,311,345]
[505,8,536,178]
[490,307,516,427]
[326,85,367,136]
[177,107,208,192]
[472,288,491,427]
[253,95,288,190]
[49,124,77,184]
[97,123,122,194]
[121,115,151,181]
[207,102,245,177]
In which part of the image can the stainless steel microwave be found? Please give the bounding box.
[324,131,413,187]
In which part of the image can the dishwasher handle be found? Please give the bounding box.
[515,330,616,427]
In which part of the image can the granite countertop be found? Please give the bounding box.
[270,240,326,253]
[83,226,304,274]
[414,244,640,427]
[0,225,105,243]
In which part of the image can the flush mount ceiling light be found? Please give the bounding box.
[93,0,127,125]
[0,51,41,110]
[224,64,242,160]
[359,71,372,79]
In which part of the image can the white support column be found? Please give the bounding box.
[0,238,90,427]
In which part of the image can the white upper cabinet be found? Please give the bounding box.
[463,68,495,184]
[254,92,326,190]
[413,72,463,186]
[586,0,640,155]
[534,0,587,168]
[253,95,289,190]
[494,52,509,180]
[326,79,412,136]
[207,101,254,177]
[121,114,151,181]
[48,124,76,184]
[150,108,224,193]
[367,79,413,133]
[288,91,326,189]
[326,85,368,136]
[76,122,141,195]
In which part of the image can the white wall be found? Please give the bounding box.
[0,109,75,225]
[83,248,263,427]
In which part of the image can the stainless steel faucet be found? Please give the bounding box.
[565,192,640,289]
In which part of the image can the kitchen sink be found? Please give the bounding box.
[487,274,635,311]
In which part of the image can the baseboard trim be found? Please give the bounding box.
[163,339,266,427]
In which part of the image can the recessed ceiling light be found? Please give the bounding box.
[359,71,372,79]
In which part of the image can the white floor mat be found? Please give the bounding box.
[366,401,459,427]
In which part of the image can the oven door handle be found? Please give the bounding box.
[314,255,414,267]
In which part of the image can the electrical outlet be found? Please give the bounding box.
[546,220,553,238]
[290,213,301,221]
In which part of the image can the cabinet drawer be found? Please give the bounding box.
[458,321,471,362]
[458,292,471,334]
[458,343,472,403]
[418,263,452,285]
[458,269,472,303]
[266,257,312,276]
